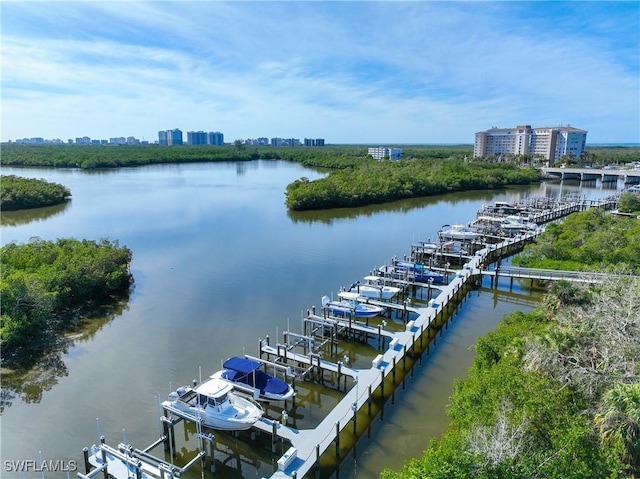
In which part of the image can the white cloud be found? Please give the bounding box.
[2,1,638,143]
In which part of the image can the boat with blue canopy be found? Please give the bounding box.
[213,356,295,402]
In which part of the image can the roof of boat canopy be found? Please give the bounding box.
[196,376,234,397]
[223,356,263,375]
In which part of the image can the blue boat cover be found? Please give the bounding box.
[223,356,262,375]
[222,356,290,395]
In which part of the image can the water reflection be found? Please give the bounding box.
[1,202,70,226]
[287,189,508,224]
[0,297,130,411]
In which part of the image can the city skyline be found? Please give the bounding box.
[2,2,639,144]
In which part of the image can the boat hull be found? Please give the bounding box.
[161,398,261,431]
[349,285,400,300]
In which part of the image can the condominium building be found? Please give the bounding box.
[187,131,208,145]
[207,131,224,146]
[474,125,587,163]
[368,147,403,161]
[158,129,183,146]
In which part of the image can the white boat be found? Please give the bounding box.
[212,356,295,402]
[349,276,401,300]
[322,293,385,318]
[162,376,263,431]
[438,224,481,241]
[469,216,507,235]
[378,262,446,283]
[501,215,538,234]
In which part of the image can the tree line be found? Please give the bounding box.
[285,159,541,210]
[382,209,640,479]
[1,175,71,211]
[0,238,133,363]
[512,207,640,272]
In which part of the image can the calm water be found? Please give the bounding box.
[0,162,619,478]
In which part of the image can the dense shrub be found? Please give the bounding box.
[1,175,71,210]
[513,208,640,273]
[1,238,133,357]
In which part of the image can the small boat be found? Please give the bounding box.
[379,261,445,283]
[501,215,538,234]
[322,293,385,318]
[162,376,263,431]
[469,216,506,235]
[483,201,524,215]
[413,242,439,254]
[212,356,295,402]
[349,276,401,300]
[438,224,482,241]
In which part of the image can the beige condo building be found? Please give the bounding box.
[474,125,587,164]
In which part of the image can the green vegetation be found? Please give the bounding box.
[581,146,640,167]
[0,143,473,169]
[285,160,540,210]
[1,238,133,362]
[382,277,640,479]
[1,175,71,211]
[619,192,640,215]
[0,143,263,168]
[512,208,640,272]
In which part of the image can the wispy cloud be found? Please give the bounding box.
[2,1,638,143]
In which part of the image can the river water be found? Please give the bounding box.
[0,161,620,478]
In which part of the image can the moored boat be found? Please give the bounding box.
[212,356,295,402]
[322,293,385,318]
[438,224,482,241]
[349,276,402,300]
[378,261,445,283]
[162,376,263,431]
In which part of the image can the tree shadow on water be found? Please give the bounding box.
[0,297,130,412]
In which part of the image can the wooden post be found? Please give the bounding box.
[335,421,340,458]
[272,420,277,453]
[392,356,396,385]
[352,402,357,435]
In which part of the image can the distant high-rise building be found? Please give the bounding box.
[167,129,183,146]
[187,131,207,145]
[158,130,168,146]
[207,131,224,146]
[474,125,587,164]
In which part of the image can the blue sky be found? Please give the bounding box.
[2,1,639,144]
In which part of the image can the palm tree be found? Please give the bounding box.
[594,383,640,476]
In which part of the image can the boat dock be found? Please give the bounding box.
[256,231,537,479]
[79,193,625,479]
